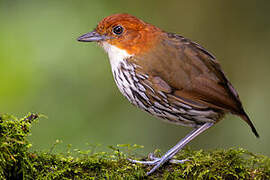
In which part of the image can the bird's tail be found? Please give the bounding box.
[240,112,259,138]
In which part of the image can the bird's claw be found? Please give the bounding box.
[127,158,159,165]
[169,158,190,164]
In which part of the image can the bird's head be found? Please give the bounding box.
[77,14,163,55]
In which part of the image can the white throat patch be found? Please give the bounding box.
[101,42,133,70]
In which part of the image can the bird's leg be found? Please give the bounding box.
[128,122,214,176]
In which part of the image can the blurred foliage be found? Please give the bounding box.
[0,0,270,157]
[0,114,269,179]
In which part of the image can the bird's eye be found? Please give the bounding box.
[112,25,124,35]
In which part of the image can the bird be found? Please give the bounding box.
[77,13,259,175]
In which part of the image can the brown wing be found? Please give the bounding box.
[133,32,259,137]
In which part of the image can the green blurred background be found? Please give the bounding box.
[0,0,269,156]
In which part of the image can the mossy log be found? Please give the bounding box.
[0,114,269,179]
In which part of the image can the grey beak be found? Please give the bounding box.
[77,30,110,42]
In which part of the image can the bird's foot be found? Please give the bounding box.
[148,153,189,164]
[128,153,189,175]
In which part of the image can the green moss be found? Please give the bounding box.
[0,114,269,179]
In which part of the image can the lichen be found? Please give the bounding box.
[0,113,269,179]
